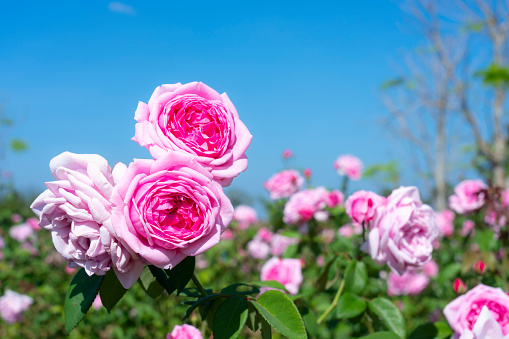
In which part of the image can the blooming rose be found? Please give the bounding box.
[10,214,22,224]
[111,152,233,270]
[247,238,270,259]
[283,187,329,224]
[260,257,303,295]
[345,190,386,224]
[270,234,298,256]
[233,205,258,230]
[9,223,34,242]
[282,149,293,159]
[26,217,41,231]
[422,260,439,278]
[459,306,509,339]
[167,324,203,339]
[132,82,252,187]
[264,169,304,200]
[387,271,429,296]
[449,180,487,214]
[461,220,476,237]
[436,209,455,237]
[362,186,438,275]
[333,154,363,180]
[0,290,33,324]
[326,190,344,208]
[338,223,363,238]
[256,228,273,243]
[444,284,509,336]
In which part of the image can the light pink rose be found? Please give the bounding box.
[167,324,203,339]
[326,190,344,208]
[26,217,41,231]
[283,187,329,225]
[132,82,252,187]
[92,295,102,310]
[270,234,298,256]
[111,152,233,271]
[387,271,429,296]
[422,260,439,278]
[264,169,304,200]
[247,238,270,259]
[320,228,336,244]
[260,257,303,295]
[9,223,33,242]
[337,223,363,238]
[256,228,273,243]
[233,205,258,230]
[502,189,509,207]
[10,214,22,224]
[0,290,33,324]
[436,209,455,237]
[222,229,233,240]
[459,306,509,339]
[362,186,438,275]
[461,220,476,237]
[333,154,363,180]
[345,190,386,224]
[282,149,293,159]
[444,284,509,336]
[449,180,487,214]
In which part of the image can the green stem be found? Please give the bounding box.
[317,278,346,324]
[192,273,208,298]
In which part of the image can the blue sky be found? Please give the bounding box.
[0,1,419,209]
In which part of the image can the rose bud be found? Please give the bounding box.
[453,278,467,294]
[303,168,312,180]
[474,260,486,274]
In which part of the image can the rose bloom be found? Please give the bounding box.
[435,209,455,237]
[10,213,22,224]
[260,257,303,295]
[233,205,258,230]
[282,149,293,159]
[345,190,386,224]
[326,189,344,208]
[167,324,203,339]
[362,186,438,275]
[422,260,439,278]
[132,82,252,187]
[270,234,298,256]
[9,223,34,242]
[26,217,41,231]
[387,271,429,296]
[333,154,363,180]
[449,180,487,214]
[461,220,476,237]
[338,223,363,238]
[444,284,509,336]
[283,187,329,225]
[111,152,233,270]
[459,306,509,339]
[0,290,33,324]
[255,227,273,243]
[264,169,304,200]
[247,238,270,260]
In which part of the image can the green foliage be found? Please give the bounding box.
[343,260,368,295]
[166,256,195,295]
[336,292,367,319]
[212,296,249,339]
[10,138,28,152]
[100,269,127,312]
[380,78,405,91]
[368,298,406,339]
[358,332,401,339]
[475,63,509,87]
[408,322,453,339]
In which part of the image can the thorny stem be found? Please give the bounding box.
[317,278,346,325]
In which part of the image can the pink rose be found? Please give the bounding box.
[65,266,76,275]
[26,217,41,231]
[270,234,298,256]
[387,271,429,296]
[449,180,487,214]
[422,260,439,278]
[345,190,386,224]
[92,295,102,310]
[283,187,329,224]
[362,186,438,275]
[10,214,22,224]
[326,190,344,208]
[132,82,252,187]
[233,205,258,230]
[256,228,273,243]
[461,220,476,237]
[445,284,509,336]
[282,149,293,159]
[247,238,270,260]
[459,306,509,339]
[167,324,203,339]
[333,154,363,180]
[260,257,303,295]
[436,209,455,237]
[0,290,33,324]
[222,229,233,240]
[111,152,233,270]
[264,169,304,200]
[9,223,33,242]
[337,223,363,238]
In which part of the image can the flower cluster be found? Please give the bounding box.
[283,187,344,225]
[246,228,298,260]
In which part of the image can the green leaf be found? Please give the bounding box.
[149,265,177,295]
[10,139,27,152]
[336,292,367,319]
[260,316,272,339]
[166,256,195,295]
[246,302,260,333]
[316,255,338,291]
[248,280,288,293]
[344,260,367,294]
[358,332,401,339]
[475,63,509,87]
[183,294,223,320]
[139,266,165,299]
[213,296,249,339]
[368,298,406,339]
[251,290,307,339]
[300,307,317,337]
[99,269,127,312]
[380,77,404,91]
[221,283,260,296]
[408,322,453,339]
[64,269,104,334]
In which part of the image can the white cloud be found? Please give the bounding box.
[108,2,136,15]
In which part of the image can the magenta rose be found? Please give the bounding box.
[362,186,438,275]
[167,324,203,339]
[333,154,363,180]
[132,82,252,187]
[260,257,303,295]
[345,190,386,224]
[111,152,233,270]
[326,189,345,208]
[387,271,429,296]
[233,205,258,230]
[0,290,33,324]
[458,306,509,339]
[444,284,509,336]
[283,187,330,224]
[449,180,487,214]
[264,169,304,200]
[436,209,455,237]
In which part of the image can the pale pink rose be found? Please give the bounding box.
[264,169,304,200]
[233,205,258,230]
[167,324,203,339]
[320,228,335,244]
[222,229,233,240]
[436,209,455,237]
[260,257,303,295]
[247,238,270,259]
[337,223,363,238]
[26,217,40,231]
[444,284,509,336]
[459,306,509,339]
[345,190,386,224]
[0,290,33,324]
[283,187,328,225]
[132,82,252,187]
[387,271,429,296]
[326,190,344,208]
[270,234,298,256]
[449,180,487,214]
[92,295,102,310]
[9,223,33,242]
[111,152,233,272]
[422,260,439,278]
[10,214,22,224]
[461,220,476,237]
[362,186,438,275]
[256,228,273,243]
[333,154,363,180]
[282,149,293,159]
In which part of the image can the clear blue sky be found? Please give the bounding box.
[0,1,419,209]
